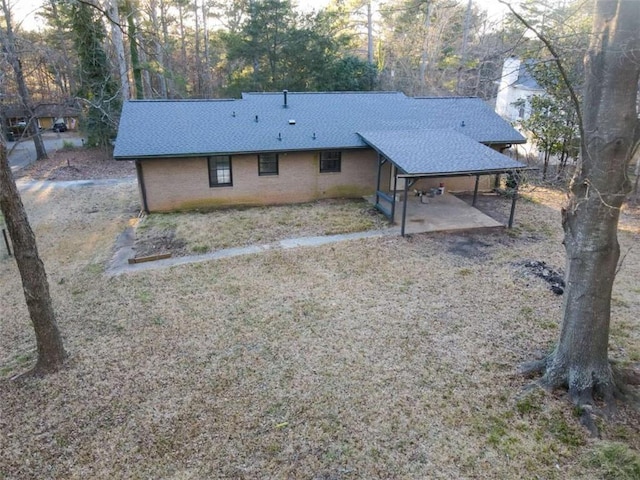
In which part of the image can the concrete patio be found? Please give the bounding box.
[367,192,505,235]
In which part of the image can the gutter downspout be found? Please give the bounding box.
[135,160,149,213]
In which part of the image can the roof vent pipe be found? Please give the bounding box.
[283,89,288,108]
[255,115,259,122]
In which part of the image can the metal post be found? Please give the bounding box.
[2,228,11,256]
[401,178,409,237]
[508,183,519,229]
[375,153,382,205]
[472,174,480,207]
[391,165,398,222]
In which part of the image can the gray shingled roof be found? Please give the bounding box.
[515,61,544,90]
[358,129,526,176]
[113,92,525,159]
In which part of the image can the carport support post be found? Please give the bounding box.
[472,174,480,207]
[391,167,398,222]
[508,182,519,229]
[401,178,409,237]
[375,154,382,204]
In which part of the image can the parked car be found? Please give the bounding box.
[52,121,67,132]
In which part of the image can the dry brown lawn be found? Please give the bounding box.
[134,199,389,258]
[1,175,639,479]
[16,146,136,181]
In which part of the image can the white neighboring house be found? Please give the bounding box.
[495,56,547,163]
[495,56,545,122]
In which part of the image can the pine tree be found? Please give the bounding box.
[71,1,121,147]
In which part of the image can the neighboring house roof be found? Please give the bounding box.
[113,92,526,159]
[514,62,543,90]
[358,129,526,176]
[1,102,81,119]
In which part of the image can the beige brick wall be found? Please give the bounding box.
[410,175,493,193]
[140,149,379,211]
[380,162,494,195]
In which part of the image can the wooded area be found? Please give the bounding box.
[0,0,599,146]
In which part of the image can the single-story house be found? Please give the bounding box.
[114,91,528,232]
[2,102,80,132]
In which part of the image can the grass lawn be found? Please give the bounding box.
[1,180,639,479]
[134,199,389,258]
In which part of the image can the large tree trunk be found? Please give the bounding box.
[536,0,640,409]
[0,143,67,376]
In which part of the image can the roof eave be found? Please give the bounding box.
[113,144,370,160]
[397,166,536,178]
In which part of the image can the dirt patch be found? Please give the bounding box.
[521,260,566,295]
[15,147,136,181]
[441,232,495,259]
[134,229,188,258]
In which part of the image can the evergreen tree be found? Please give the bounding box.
[71,0,120,147]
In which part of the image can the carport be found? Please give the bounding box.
[358,129,530,236]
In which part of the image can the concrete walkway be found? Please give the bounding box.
[107,192,509,275]
[106,228,393,276]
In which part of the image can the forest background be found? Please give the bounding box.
[1,0,589,149]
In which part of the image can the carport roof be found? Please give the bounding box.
[358,129,527,177]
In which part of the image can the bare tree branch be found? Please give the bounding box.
[498,0,586,149]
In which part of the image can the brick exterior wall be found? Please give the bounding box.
[138,148,498,212]
[140,149,380,211]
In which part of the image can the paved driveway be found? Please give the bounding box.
[8,131,85,173]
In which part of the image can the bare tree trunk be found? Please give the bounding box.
[179,2,187,77]
[456,0,472,94]
[201,0,211,97]
[193,0,202,96]
[138,32,153,98]
[108,0,130,100]
[542,149,550,180]
[633,153,640,200]
[418,2,433,95]
[0,143,66,376]
[150,0,168,98]
[48,0,77,95]
[532,0,640,412]
[125,0,144,100]
[0,0,47,161]
[367,1,373,65]
[160,0,175,97]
